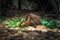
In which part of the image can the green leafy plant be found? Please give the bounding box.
[40,18,56,28]
[1,17,60,29]
[8,18,28,28]
[56,21,60,29]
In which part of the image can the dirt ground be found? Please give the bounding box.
[0,12,60,40]
[0,25,60,40]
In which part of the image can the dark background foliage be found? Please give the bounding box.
[0,0,59,19]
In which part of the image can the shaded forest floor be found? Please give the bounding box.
[0,20,60,40]
[0,28,60,40]
[0,11,60,40]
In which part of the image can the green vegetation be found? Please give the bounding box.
[56,21,60,29]
[40,18,56,28]
[1,18,28,28]
[1,18,60,29]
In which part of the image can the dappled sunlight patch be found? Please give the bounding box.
[0,16,60,32]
